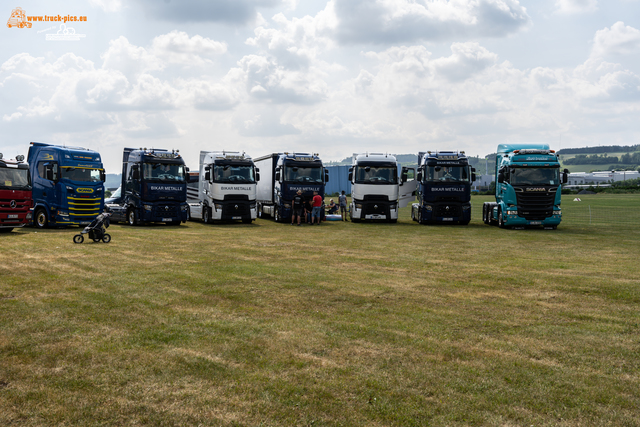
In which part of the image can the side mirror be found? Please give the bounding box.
[471,167,476,182]
[563,169,569,184]
[204,171,210,182]
[100,170,106,182]
[46,166,54,181]
[401,171,408,183]
[132,165,140,180]
[324,169,329,183]
[348,170,353,181]
[417,171,422,182]
[256,172,260,182]
[275,169,281,182]
[498,172,504,184]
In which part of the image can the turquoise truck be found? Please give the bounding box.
[482,144,568,229]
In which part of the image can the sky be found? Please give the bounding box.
[1,0,640,172]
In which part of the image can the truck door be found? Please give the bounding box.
[399,167,417,208]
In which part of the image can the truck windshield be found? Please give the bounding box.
[355,166,397,184]
[0,168,30,189]
[510,167,559,186]
[214,164,255,183]
[60,167,103,182]
[143,163,185,182]
[426,165,469,183]
[284,166,323,183]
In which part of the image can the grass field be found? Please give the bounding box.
[2,194,640,426]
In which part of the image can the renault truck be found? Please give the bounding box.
[105,148,189,225]
[254,152,328,222]
[483,144,568,229]
[0,153,32,232]
[189,151,259,224]
[27,142,105,228]
[348,153,416,223]
[411,151,476,225]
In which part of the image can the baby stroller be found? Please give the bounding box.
[73,212,111,244]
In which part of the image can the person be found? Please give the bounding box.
[338,190,347,221]
[327,199,338,214]
[291,189,304,226]
[304,196,313,223]
[311,190,323,224]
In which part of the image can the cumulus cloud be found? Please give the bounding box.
[134,0,283,24]
[330,0,531,44]
[89,0,123,12]
[555,0,598,14]
[591,22,640,59]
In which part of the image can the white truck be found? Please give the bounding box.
[188,151,259,224]
[348,153,416,223]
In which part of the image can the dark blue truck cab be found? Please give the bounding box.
[411,151,476,225]
[27,142,105,228]
[110,148,188,226]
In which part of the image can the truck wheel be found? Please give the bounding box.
[417,209,424,225]
[73,234,84,244]
[498,207,506,229]
[34,208,48,229]
[127,208,138,226]
[274,209,280,223]
[102,234,111,243]
[482,204,489,224]
[203,206,211,224]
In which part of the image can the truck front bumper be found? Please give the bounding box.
[212,201,256,221]
[420,202,471,223]
[352,200,397,221]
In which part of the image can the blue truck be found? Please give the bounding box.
[105,148,189,226]
[483,144,568,229]
[411,151,476,225]
[254,152,328,222]
[27,142,105,229]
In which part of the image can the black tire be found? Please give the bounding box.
[102,234,111,243]
[498,207,506,228]
[203,206,211,224]
[127,208,138,226]
[274,208,280,223]
[482,204,489,224]
[418,209,424,225]
[185,208,190,222]
[73,234,84,244]
[34,208,48,229]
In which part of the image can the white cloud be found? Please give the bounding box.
[89,0,123,12]
[134,0,284,24]
[591,22,640,59]
[555,0,598,14]
[151,31,227,66]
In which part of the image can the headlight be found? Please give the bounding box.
[355,203,363,209]
[284,203,291,208]
[507,209,517,214]
[181,205,188,211]
[425,205,433,211]
[58,210,69,217]
[65,185,74,191]
[143,204,152,211]
[215,204,223,210]
[553,210,561,215]
[462,205,470,211]
[389,203,397,210]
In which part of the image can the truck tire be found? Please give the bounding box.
[34,208,48,229]
[482,204,490,224]
[274,208,281,223]
[127,208,138,226]
[203,206,212,224]
[498,207,506,229]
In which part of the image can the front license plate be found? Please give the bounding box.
[162,218,172,222]
[8,214,18,219]
[365,214,385,219]
[232,216,241,220]
[80,222,90,226]
[529,221,542,225]
[442,217,453,221]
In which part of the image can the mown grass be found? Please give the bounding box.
[2,195,640,426]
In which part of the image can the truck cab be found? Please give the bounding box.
[114,148,189,226]
[348,153,415,223]
[483,144,568,229]
[190,151,259,224]
[27,142,105,228]
[412,151,476,225]
[0,153,33,232]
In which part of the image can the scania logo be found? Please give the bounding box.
[10,200,17,209]
[77,188,93,193]
[526,188,546,192]
[234,205,238,210]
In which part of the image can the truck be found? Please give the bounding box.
[7,7,32,28]
[348,153,416,223]
[188,151,259,224]
[105,148,189,226]
[254,152,328,222]
[27,142,105,229]
[482,144,568,229]
[0,153,33,232]
[411,151,476,225]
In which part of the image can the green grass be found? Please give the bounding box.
[2,195,640,426]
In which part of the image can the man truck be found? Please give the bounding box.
[27,142,105,228]
[105,148,189,225]
[188,151,259,224]
[0,153,32,232]
[254,152,328,223]
[411,151,476,225]
[348,153,416,223]
[483,144,568,229]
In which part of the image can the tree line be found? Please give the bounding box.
[563,152,640,165]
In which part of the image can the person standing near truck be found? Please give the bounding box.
[338,190,347,221]
[291,190,304,226]
[312,190,323,224]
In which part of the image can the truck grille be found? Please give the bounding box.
[515,188,556,220]
[67,196,102,218]
[0,198,31,211]
[154,204,177,216]
[363,202,388,216]
[435,204,460,217]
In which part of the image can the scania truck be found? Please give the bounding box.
[0,153,32,232]
[411,151,476,225]
[254,152,328,222]
[348,153,416,223]
[27,142,105,228]
[106,148,189,226]
[483,144,568,229]
[189,151,259,224]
